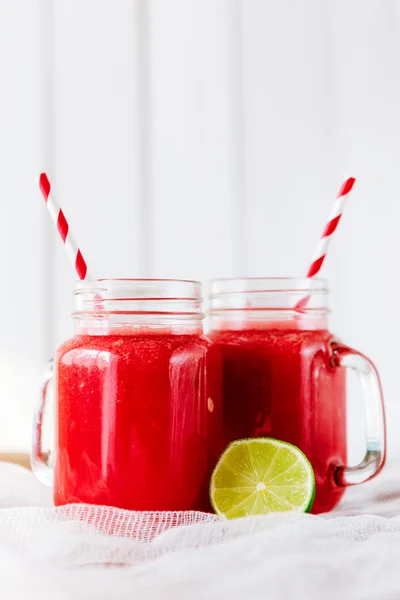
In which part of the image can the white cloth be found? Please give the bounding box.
[0,461,399,600]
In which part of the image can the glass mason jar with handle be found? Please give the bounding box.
[208,278,386,514]
[32,279,223,512]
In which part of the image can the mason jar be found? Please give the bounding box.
[208,277,385,513]
[32,279,223,512]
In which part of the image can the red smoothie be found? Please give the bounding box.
[209,321,346,514]
[54,328,223,511]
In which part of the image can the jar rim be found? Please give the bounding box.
[77,277,201,284]
[74,278,202,300]
[209,277,329,316]
[73,278,204,320]
[210,277,328,295]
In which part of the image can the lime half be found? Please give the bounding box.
[210,438,315,519]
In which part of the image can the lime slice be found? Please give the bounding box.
[210,438,315,519]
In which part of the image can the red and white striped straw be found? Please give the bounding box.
[306,176,356,278]
[296,176,356,310]
[38,173,90,280]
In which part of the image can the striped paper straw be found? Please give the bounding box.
[296,176,356,310]
[306,176,356,278]
[38,173,90,280]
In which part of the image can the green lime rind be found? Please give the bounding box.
[210,438,315,519]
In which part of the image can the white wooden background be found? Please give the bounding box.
[1,0,399,452]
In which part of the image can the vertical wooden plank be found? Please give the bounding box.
[242,0,338,279]
[52,0,145,348]
[135,0,153,277]
[41,0,57,359]
[227,0,248,277]
[0,1,45,449]
[148,0,238,283]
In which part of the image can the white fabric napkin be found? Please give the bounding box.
[0,459,399,599]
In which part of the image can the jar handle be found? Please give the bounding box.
[30,358,54,486]
[331,343,386,486]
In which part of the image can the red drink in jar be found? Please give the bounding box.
[33,279,223,512]
[208,278,386,514]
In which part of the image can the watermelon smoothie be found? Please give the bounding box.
[208,278,386,514]
[52,280,223,511]
[209,324,345,513]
